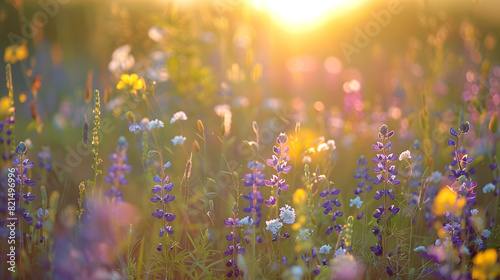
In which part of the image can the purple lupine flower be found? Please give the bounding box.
[264,196,276,206]
[446,123,474,180]
[224,218,240,227]
[243,161,265,227]
[148,150,175,251]
[370,125,401,257]
[22,192,36,204]
[371,243,383,256]
[265,133,292,203]
[224,214,245,278]
[321,187,343,234]
[104,136,131,202]
[35,208,49,232]
[353,155,373,195]
[38,146,52,172]
[12,142,37,229]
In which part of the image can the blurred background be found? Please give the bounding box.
[1,0,500,278]
[1,0,499,194]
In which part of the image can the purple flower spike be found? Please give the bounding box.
[149,153,176,241]
[266,133,292,197]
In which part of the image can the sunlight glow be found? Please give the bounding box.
[256,0,365,30]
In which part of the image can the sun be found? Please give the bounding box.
[254,0,364,30]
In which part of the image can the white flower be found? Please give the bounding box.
[148,119,164,130]
[349,196,363,209]
[413,246,426,252]
[237,216,253,226]
[470,209,479,216]
[326,140,336,150]
[170,111,187,124]
[317,143,329,152]
[435,239,441,246]
[299,229,313,240]
[171,136,186,146]
[482,229,491,238]
[289,266,304,280]
[399,150,411,161]
[108,44,135,74]
[483,183,495,194]
[334,248,346,258]
[317,140,337,152]
[148,26,166,42]
[265,219,283,235]
[319,244,332,254]
[430,171,443,183]
[279,204,296,224]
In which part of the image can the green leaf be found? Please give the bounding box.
[207,177,217,185]
[489,114,498,133]
[41,185,47,209]
[421,167,429,179]
[472,100,482,114]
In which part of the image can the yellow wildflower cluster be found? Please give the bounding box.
[116,74,145,92]
[472,249,500,280]
[292,188,307,231]
[4,44,28,64]
[432,186,466,216]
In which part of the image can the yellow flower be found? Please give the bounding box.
[472,249,500,280]
[432,186,466,216]
[291,215,306,231]
[293,188,307,205]
[4,44,29,64]
[116,74,145,91]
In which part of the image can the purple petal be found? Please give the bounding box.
[282,165,292,173]
[448,138,456,146]
[450,127,458,137]
[153,175,162,183]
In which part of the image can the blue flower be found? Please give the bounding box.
[129,123,141,134]
[319,244,332,254]
[171,135,186,146]
[349,196,363,209]
[148,119,164,130]
[483,183,495,193]
[104,137,131,202]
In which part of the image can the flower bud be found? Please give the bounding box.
[379,124,388,136]
[15,141,27,155]
[459,121,469,133]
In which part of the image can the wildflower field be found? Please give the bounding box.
[1,0,500,279]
